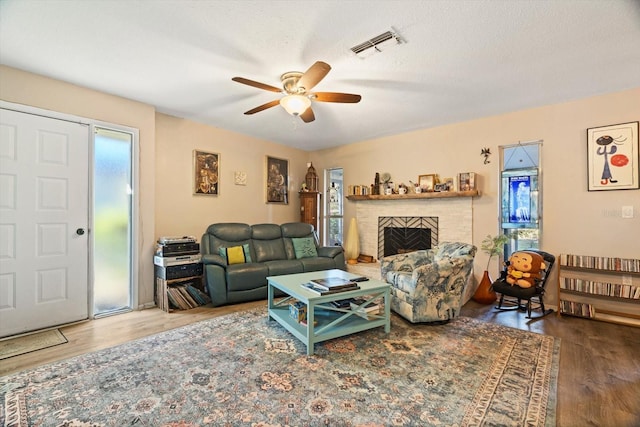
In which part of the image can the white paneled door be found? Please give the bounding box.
[0,108,89,337]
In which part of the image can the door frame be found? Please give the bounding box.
[1,100,140,318]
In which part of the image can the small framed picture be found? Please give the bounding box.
[418,174,437,192]
[434,183,448,192]
[193,150,219,195]
[587,121,639,191]
[458,172,476,191]
[266,155,289,204]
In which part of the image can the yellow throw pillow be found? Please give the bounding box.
[219,244,252,265]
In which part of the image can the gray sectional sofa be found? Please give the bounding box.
[201,222,346,306]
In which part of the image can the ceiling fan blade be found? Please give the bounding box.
[313,92,362,103]
[244,99,280,115]
[232,77,282,93]
[300,107,315,123]
[297,61,331,92]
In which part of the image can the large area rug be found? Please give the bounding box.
[0,308,559,426]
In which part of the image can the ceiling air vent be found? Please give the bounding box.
[350,29,403,57]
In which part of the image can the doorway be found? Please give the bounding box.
[0,108,90,337]
[324,168,344,247]
[0,104,138,337]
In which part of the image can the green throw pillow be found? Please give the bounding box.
[292,237,318,259]
[219,244,252,264]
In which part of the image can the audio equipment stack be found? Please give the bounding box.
[154,236,209,312]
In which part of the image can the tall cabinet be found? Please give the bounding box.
[299,191,321,231]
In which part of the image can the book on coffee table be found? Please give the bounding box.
[301,282,360,295]
[308,277,357,291]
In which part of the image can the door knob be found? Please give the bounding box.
[76,228,85,235]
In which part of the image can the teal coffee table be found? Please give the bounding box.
[267,269,391,355]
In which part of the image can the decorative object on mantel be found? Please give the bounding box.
[481,147,492,164]
[458,172,476,191]
[473,234,509,304]
[344,217,360,264]
[305,162,318,192]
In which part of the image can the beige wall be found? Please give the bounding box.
[3,65,638,309]
[154,113,307,239]
[311,88,640,304]
[0,65,158,306]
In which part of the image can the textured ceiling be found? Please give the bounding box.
[1,0,639,151]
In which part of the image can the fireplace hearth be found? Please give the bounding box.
[378,216,438,259]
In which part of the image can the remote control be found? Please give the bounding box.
[352,276,369,282]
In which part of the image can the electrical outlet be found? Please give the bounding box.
[621,206,634,219]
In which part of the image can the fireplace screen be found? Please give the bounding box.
[378,216,438,259]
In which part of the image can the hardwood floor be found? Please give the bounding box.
[1,299,638,427]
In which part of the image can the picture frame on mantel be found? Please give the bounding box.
[418,174,437,192]
[587,121,639,191]
[193,150,219,195]
[265,155,289,204]
[458,172,475,191]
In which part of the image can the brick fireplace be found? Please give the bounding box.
[353,197,473,261]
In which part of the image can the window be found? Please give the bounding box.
[92,126,135,316]
[500,141,542,256]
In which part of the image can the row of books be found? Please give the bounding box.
[561,278,640,300]
[560,254,640,272]
[167,284,211,310]
[559,300,594,318]
[347,185,371,196]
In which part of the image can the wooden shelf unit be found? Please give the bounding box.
[557,254,640,327]
[154,268,206,313]
[346,190,478,201]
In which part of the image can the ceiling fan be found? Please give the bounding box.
[232,61,361,123]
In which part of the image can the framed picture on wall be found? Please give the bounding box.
[587,121,639,191]
[193,150,219,195]
[265,155,289,204]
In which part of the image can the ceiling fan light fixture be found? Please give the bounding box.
[280,94,311,116]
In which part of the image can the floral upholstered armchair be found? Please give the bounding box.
[380,242,477,323]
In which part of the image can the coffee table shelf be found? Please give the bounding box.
[267,269,391,355]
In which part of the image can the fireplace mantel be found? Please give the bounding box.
[346,190,478,201]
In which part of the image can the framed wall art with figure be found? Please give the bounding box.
[266,155,289,204]
[193,150,219,195]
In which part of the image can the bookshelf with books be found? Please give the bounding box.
[557,254,640,327]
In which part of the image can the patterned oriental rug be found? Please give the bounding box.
[0,308,559,426]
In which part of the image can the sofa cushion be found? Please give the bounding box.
[252,224,287,262]
[219,244,252,264]
[291,237,318,259]
[225,263,269,292]
[265,260,304,276]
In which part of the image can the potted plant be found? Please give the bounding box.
[472,234,509,304]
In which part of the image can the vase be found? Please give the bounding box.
[344,218,360,264]
[472,270,497,304]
